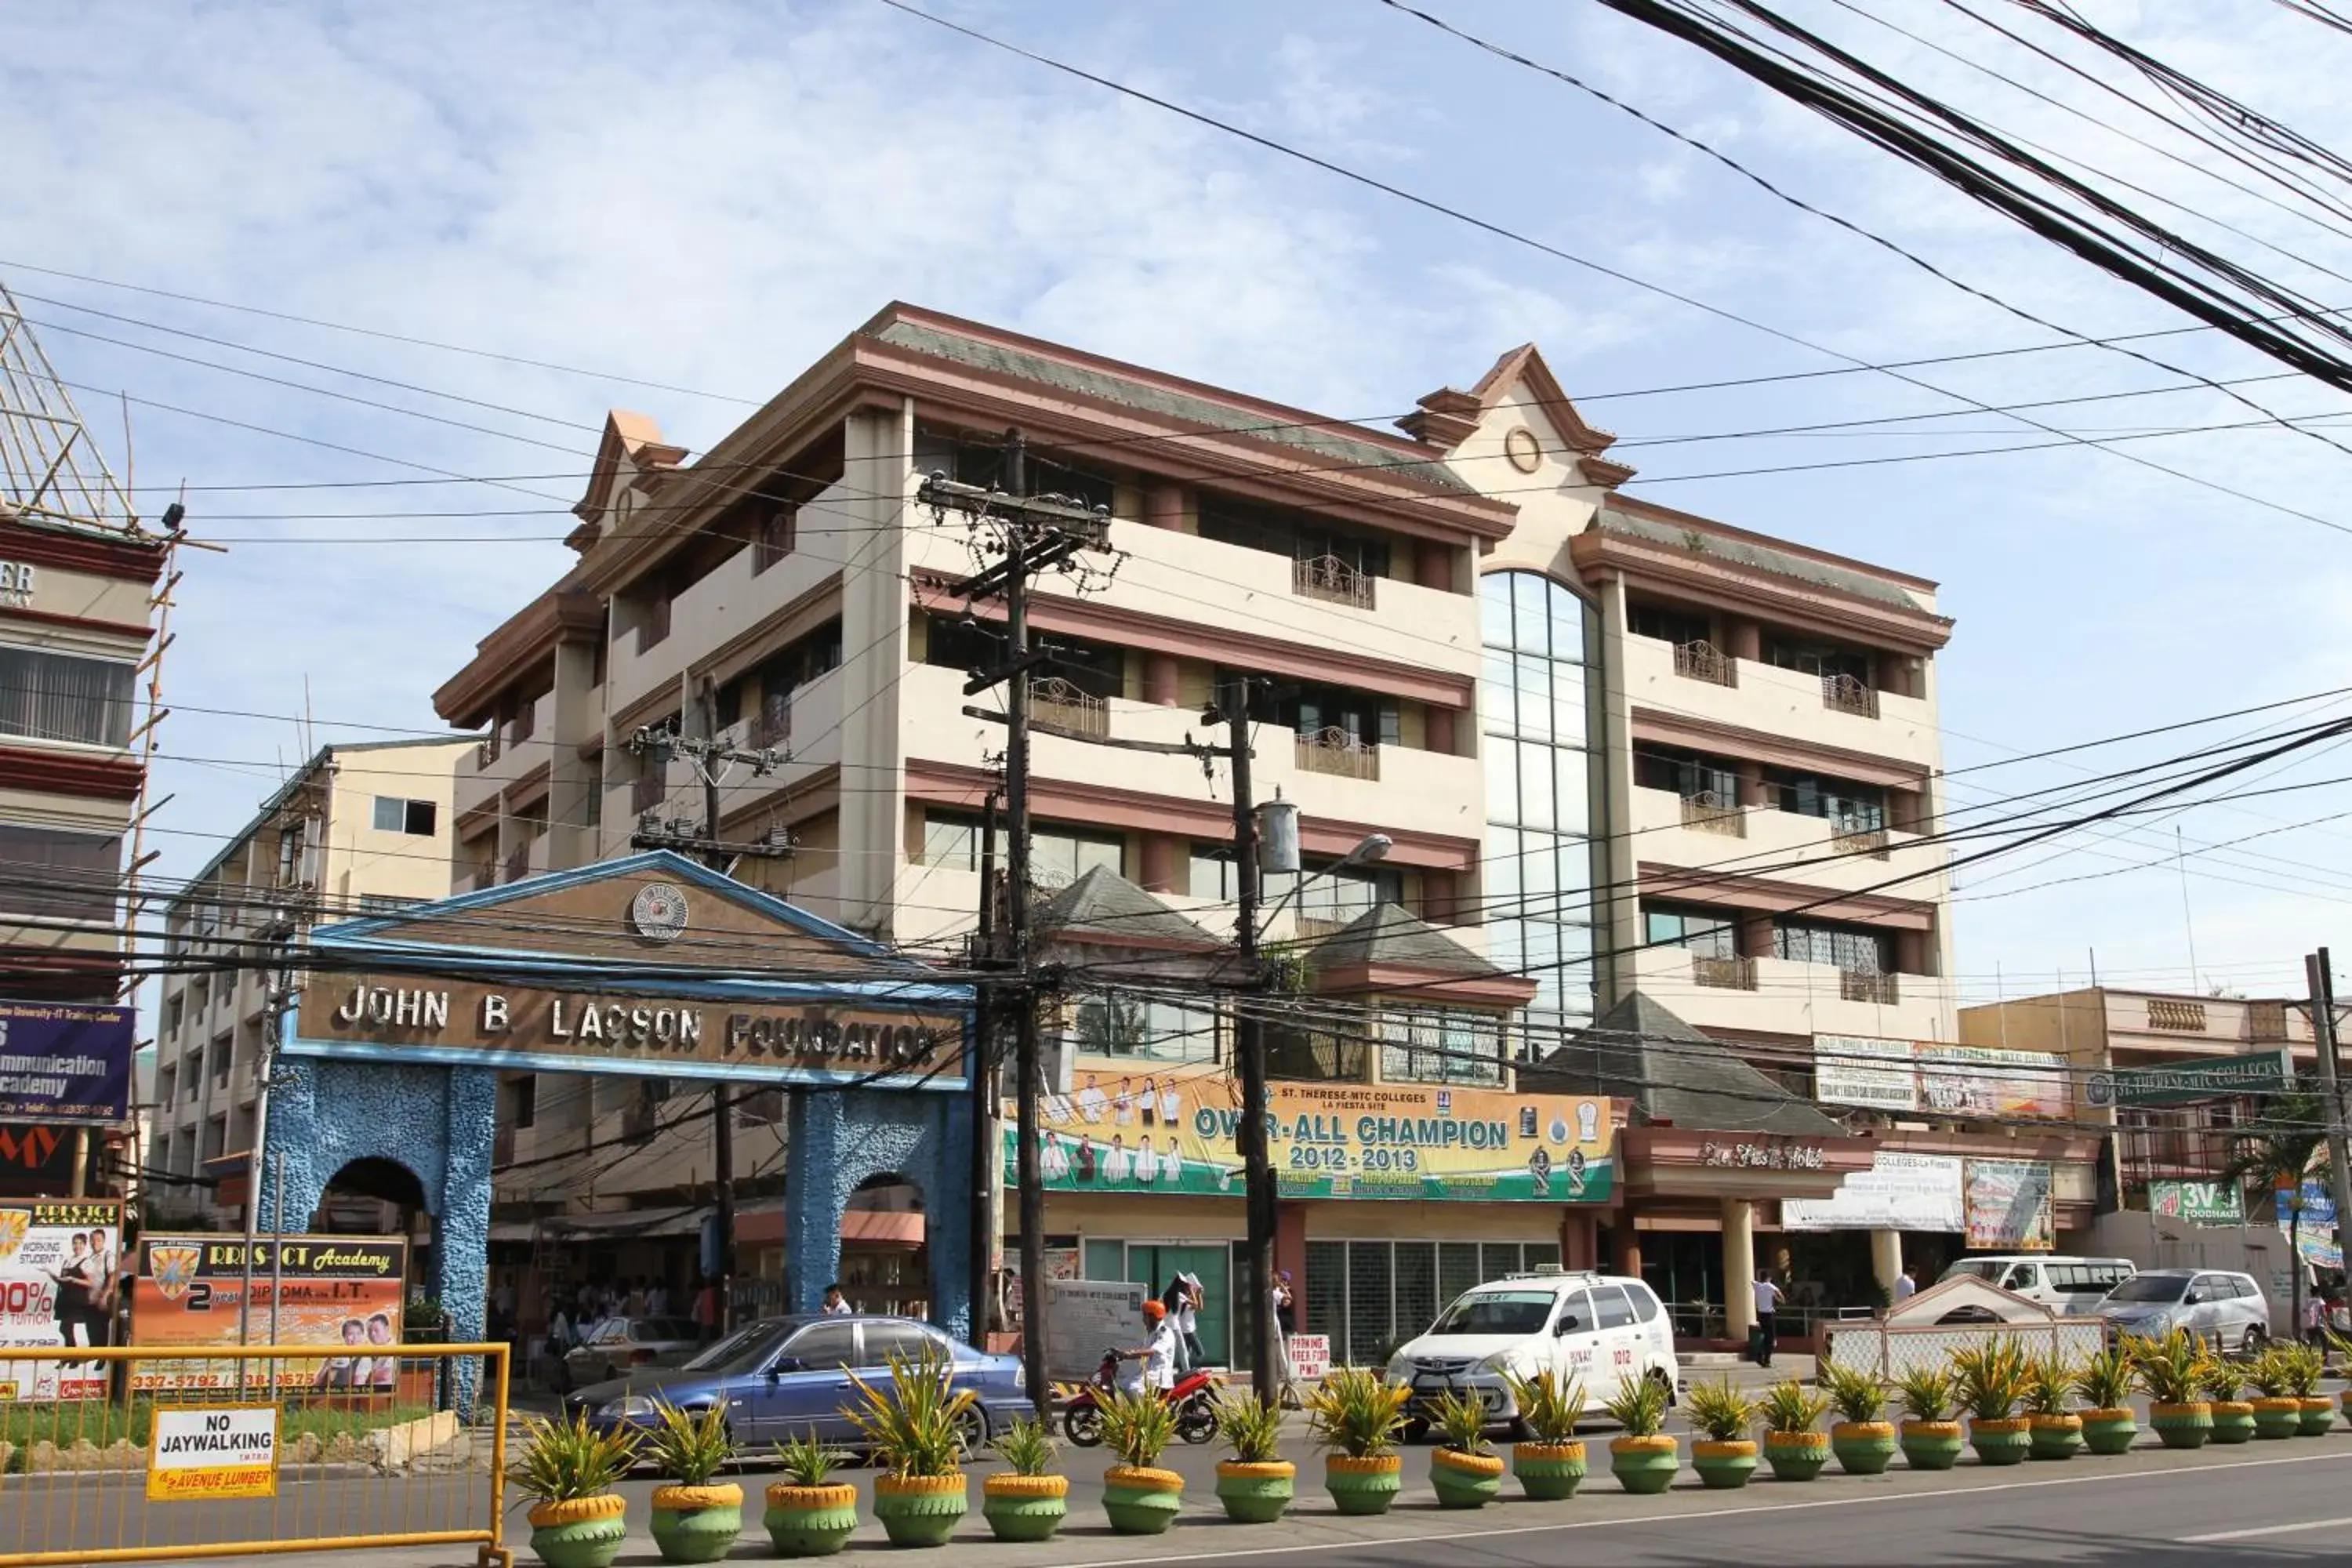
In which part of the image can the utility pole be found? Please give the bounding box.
[628,714,794,1332]
[967,789,1002,1349]
[1224,677,1279,1406]
[2307,950,2352,1314]
[920,435,1111,1412]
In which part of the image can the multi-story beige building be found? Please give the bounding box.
[151,738,471,1218]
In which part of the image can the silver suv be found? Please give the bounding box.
[2097,1268,2270,1353]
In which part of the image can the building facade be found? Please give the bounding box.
[151,738,471,1221]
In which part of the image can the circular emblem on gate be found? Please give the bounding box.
[629,882,689,943]
[2085,1070,2117,1109]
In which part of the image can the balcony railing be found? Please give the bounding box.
[504,844,532,885]
[1831,824,1890,859]
[1029,677,1109,740]
[1293,554,1375,610]
[751,697,792,751]
[1674,640,1737,688]
[632,766,664,816]
[1681,793,1745,836]
[1841,969,1900,1005]
[1823,673,1879,718]
[1296,727,1379,781]
[2147,998,2208,1033]
[1693,954,1757,991]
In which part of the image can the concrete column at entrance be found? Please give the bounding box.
[1726,616,1761,662]
[1610,1216,1642,1279]
[1722,1197,1758,1334]
[1144,652,1181,706]
[1871,1228,1905,1300]
[1561,1208,1599,1271]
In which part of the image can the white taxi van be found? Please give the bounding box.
[1385,1269,1679,1431]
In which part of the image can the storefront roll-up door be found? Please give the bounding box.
[1305,1240,1572,1368]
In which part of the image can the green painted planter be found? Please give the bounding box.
[2151,1403,2212,1450]
[649,1486,742,1565]
[1763,1433,1829,1482]
[1900,1421,1965,1472]
[763,1484,859,1558]
[2082,1409,2139,1454]
[1102,1467,1184,1536]
[1430,1449,1505,1508]
[1214,1462,1295,1523]
[2300,1399,2336,1436]
[2254,1399,2303,1440]
[1969,1418,2033,1467]
[2209,1403,2257,1445]
[2028,1416,2082,1461]
[527,1498,628,1568]
[1692,1441,1757,1490]
[1610,1436,1680,1495]
[872,1475,968,1548]
[1324,1455,1403,1515]
[1512,1441,1588,1500]
[1831,1422,1897,1475]
[982,1476,1068,1543]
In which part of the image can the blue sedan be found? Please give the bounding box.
[564,1314,1029,1449]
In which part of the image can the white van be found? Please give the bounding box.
[1940,1256,2135,1316]
[1385,1270,1678,1430]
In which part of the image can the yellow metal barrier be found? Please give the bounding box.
[0,1342,510,1567]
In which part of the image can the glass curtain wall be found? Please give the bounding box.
[1479,573,1602,1051]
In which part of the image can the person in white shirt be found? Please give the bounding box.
[822,1283,855,1316]
[1076,1075,1109,1123]
[1120,1299,1179,1392]
[1105,1134,1134,1184]
[1134,1138,1161,1185]
[1893,1268,1916,1304]
[1751,1272,1783,1368]
[1113,1078,1135,1127]
[1158,1079,1181,1127]
[1159,1135,1185,1188]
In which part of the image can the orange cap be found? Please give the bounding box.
[1142,1300,1167,1322]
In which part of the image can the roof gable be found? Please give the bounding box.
[1033,866,1221,951]
[1534,990,1846,1138]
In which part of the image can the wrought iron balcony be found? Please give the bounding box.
[1673,640,1737,687]
[1293,554,1375,610]
[1296,727,1379,781]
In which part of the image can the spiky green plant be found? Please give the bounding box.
[2024,1352,2076,1417]
[1502,1369,1586,1443]
[1601,1373,1670,1438]
[2132,1327,2213,1405]
[1429,1388,1492,1456]
[1949,1338,2030,1420]
[1685,1378,1759,1443]
[1212,1394,1283,1464]
[773,1428,844,1487]
[1894,1365,1955,1422]
[1098,1385,1178,1468]
[1759,1377,1830,1436]
[2200,1359,2249,1403]
[993,1414,1058,1477]
[512,1411,639,1504]
[1820,1361,1888,1424]
[1302,1367,1410,1458]
[2248,1345,2297,1397]
[643,1399,735,1486]
[2279,1341,2326,1397]
[840,1345,977,1479]
[2074,1346,2135,1410]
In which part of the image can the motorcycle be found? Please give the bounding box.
[1062,1347,1219,1446]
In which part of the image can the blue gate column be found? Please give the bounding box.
[783,1090,972,1341]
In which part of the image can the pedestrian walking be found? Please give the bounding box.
[1893,1266,1916,1304]
[1272,1271,1298,1402]
[1751,1272,1782,1368]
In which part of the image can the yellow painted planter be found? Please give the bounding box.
[983,1475,1069,1498]
[529,1495,627,1527]
[652,1484,742,1510]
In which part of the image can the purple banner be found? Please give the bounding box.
[0,1002,132,1124]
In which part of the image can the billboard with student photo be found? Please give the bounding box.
[0,1199,122,1402]
[129,1235,406,1392]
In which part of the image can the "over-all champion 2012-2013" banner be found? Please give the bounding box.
[1004,1062,1613,1203]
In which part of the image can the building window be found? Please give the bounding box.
[1635,745,1739,805]
[372,797,437,836]
[1263,861,1402,931]
[1773,916,1891,974]
[356,894,419,915]
[1643,902,1737,958]
[0,824,121,922]
[1627,601,1712,648]
[922,811,1123,887]
[720,619,843,750]
[1767,769,1886,833]
[1380,1010,1504,1086]
[1479,572,1601,1036]
[1071,995,1219,1063]
[1198,494,1391,581]
[0,646,136,748]
[753,507,798,573]
[1763,633,1869,686]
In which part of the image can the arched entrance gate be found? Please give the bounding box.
[261,851,975,1405]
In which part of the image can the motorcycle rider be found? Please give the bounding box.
[1117,1298,1180,1395]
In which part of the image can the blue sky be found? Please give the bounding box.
[9,0,2352,1010]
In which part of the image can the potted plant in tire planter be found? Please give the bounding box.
[1895,1365,1963,1472]
[2023,1352,2082,1461]
[1211,1394,1294,1523]
[841,1345,975,1547]
[2136,1327,2214,1450]
[764,1431,859,1558]
[512,1412,637,1568]
[1098,1386,1184,1534]
[2074,1347,2138,1454]
[1821,1363,1896,1475]
[1502,1370,1588,1499]
[2285,1342,2334,1435]
[1303,1367,1410,1516]
[1602,1374,1678,1494]
[1951,1339,2033,1467]
[1427,1389,1506,1508]
[1684,1379,1760,1490]
[2201,1359,2258,1446]
[982,1417,1066,1542]
[644,1401,742,1563]
[2249,1345,2303,1439]
[1759,1379,1831,1481]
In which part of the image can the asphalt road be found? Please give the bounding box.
[45,1426,2352,1567]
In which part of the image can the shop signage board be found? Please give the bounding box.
[2149,1179,2245,1225]
[2087,1050,2292,1109]
[1964,1159,2055,1250]
[0,1000,134,1123]
[129,1236,405,1391]
[1004,1062,1613,1203]
[2277,1179,2342,1269]
[1813,1036,1922,1112]
[1811,1035,2070,1118]
[147,1406,278,1501]
[0,1199,122,1402]
[1781,1152,1965,1233]
[1040,1278,1146,1383]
